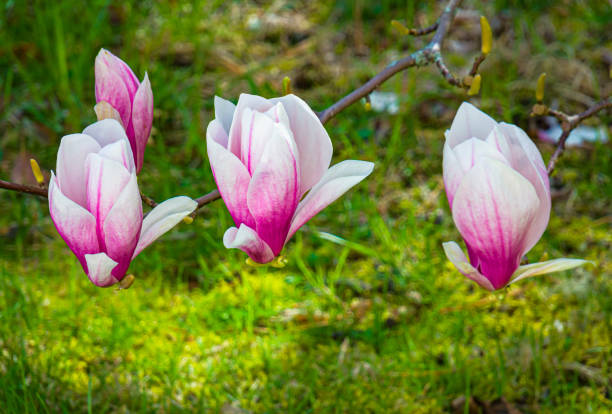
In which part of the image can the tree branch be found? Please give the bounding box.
[543,97,611,174]
[0,179,48,198]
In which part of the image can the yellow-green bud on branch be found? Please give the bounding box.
[480,16,492,55]
[30,158,45,186]
[536,73,546,102]
[282,76,292,95]
[467,74,482,96]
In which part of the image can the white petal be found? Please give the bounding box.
[132,196,197,258]
[83,119,130,148]
[97,137,135,172]
[56,133,101,208]
[442,241,495,291]
[214,95,236,134]
[85,252,119,287]
[227,94,273,157]
[508,258,591,285]
[445,102,497,148]
[286,160,374,242]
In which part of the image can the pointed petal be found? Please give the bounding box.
[102,173,142,279]
[132,196,197,258]
[445,102,497,148]
[270,94,333,194]
[83,119,130,149]
[85,252,119,287]
[509,258,591,285]
[56,133,101,208]
[96,49,139,98]
[214,95,236,134]
[286,160,374,242]
[488,123,551,252]
[227,94,273,156]
[442,241,496,291]
[131,73,154,173]
[49,173,99,271]
[223,224,275,264]
[95,56,133,127]
[452,157,540,289]
[206,124,255,228]
[97,137,135,172]
[246,126,300,255]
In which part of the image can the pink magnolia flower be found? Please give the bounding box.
[95,48,153,173]
[442,102,587,291]
[207,93,374,263]
[49,119,197,287]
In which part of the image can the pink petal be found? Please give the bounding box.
[56,133,101,208]
[488,123,551,253]
[445,102,497,148]
[102,172,143,279]
[227,94,273,157]
[96,49,140,99]
[130,72,154,173]
[95,55,133,128]
[223,224,275,264]
[85,252,119,287]
[442,241,496,291]
[206,123,255,229]
[246,125,300,255]
[214,96,236,134]
[451,157,540,289]
[83,119,130,148]
[269,94,333,195]
[286,160,374,242]
[49,173,99,272]
[132,196,197,258]
[85,153,133,251]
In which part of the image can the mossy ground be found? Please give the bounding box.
[0,1,610,412]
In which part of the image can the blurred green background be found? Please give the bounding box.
[0,0,611,412]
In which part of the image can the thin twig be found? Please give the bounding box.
[468,54,486,77]
[0,179,48,198]
[408,22,439,36]
[317,0,463,124]
[140,191,158,208]
[545,97,611,174]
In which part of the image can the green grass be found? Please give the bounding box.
[0,0,611,412]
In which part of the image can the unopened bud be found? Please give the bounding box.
[118,274,135,289]
[29,158,45,185]
[531,103,548,116]
[270,255,287,268]
[282,76,292,95]
[391,20,410,35]
[183,216,194,224]
[536,73,546,102]
[480,16,492,55]
[467,74,481,96]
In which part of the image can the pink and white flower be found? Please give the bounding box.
[49,119,197,287]
[442,102,587,291]
[95,48,153,173]
[207,93,374,263]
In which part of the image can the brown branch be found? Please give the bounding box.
[468,54,486,77]
[545,97,611,174]
[140,191,158,208]
[408,22,439,36]
[317,0,464,124]
[0,179,48,198]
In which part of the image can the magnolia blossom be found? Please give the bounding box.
[49,119,197,287]
[95,48,153,173]
[442,102,587,290]
[207,93,374,263]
